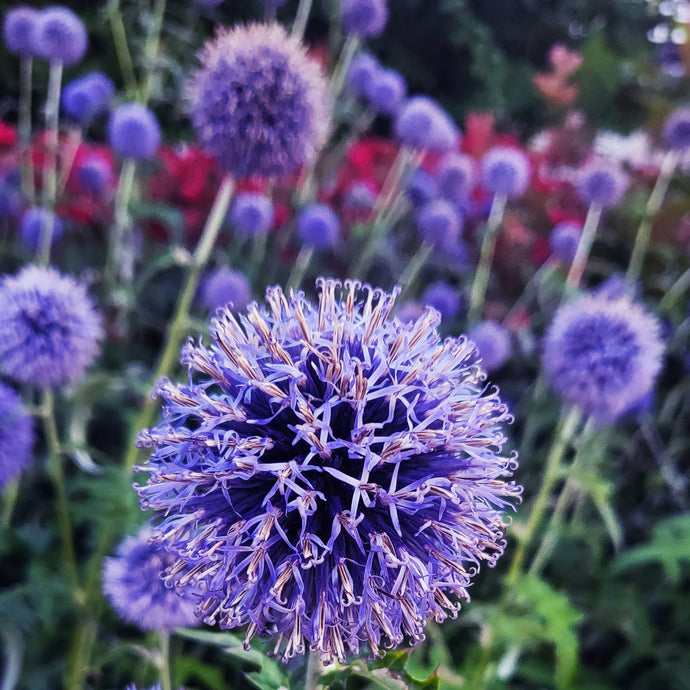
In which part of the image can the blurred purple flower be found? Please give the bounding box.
[0,382,34,488]
[549,222,580,263]
[341,0,388,38]
[662,106,690,150]
[230,193,274,238]
[467,320,512,373]
[34,6,87,65]
[347,53,380,98]
[62,72,115,124]
[576,158,628,208]
[3,6,39,57]
[422,282,462,321]
[296,203,340,249]
[19,206,64,251]
[108,104,161,161]
[394,97,459,152]
[76,153,113,195]
[406,169,438,208]
[436,153,475,202]
[364,67,407,115]
[480,146,531,199]
[416,198,463,249]
[200,267,252,313]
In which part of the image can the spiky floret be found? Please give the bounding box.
[136,279,520,664]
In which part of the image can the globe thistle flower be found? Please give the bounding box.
[200,267,251,313]
[3,6,39,57]
[575,158,628,208]
[467,321,512,373]
[364,67,407,115]
[76,153,114,194]
[549,222,581,263]
[542,293,664,423]
[230,193,274,238]
[0,170,23,219]
[342,180,377,223]
[19,207,65,251]
[406,169,438,208]
[189,23,330,178]
[341,0,388,38]
[0,265,103,388]
[103,527,200,631]
[296,204,340,249]
[347,53,380,98]
[480,146,531,199]
[62,72,115,125]
[594,273,639,302]
[34,6,88,66]
[436,153,475,202]
[394,97,459,152]
[662,106,690,150]
[135,279,520,664]
[416,198,462,249]
[422,282,461,321]
[0,382,34,488]
[108,104,161,161]
[395,300,425,323]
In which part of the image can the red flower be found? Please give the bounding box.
[0,123,17,148]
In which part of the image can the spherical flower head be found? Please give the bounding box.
[549,222,581,263]
[108,103,161,161]
[436,153,475,202]
[394,97,460,152]
[0,170,23,219]
[542,293,664,423]
[19,207,65,251]
[416,198,462,249]
[103,526,200,631]
[3,6,39,57]
[364,67,407,115]
[480,146,531,199]
[595,273,639,302]
[342,180,377,223]
[346,53,380,98]
[0,265,103,387]
[662,106,690,150]
[575,158,628,208]
[200,267,251,313]
[34,6,88,66]
[62,72,115,124]
[76,153,114,194]
[467,321,512,373]
[230,193,274,238]
[296,203,340,249]
[395,300,425,323]
[422,282,461,322]
[189,23,330,178]
[406,169,438,208]
[135,279,520,664]
[341,0,388,38]
[0,382,34,488]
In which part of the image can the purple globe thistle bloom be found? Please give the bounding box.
[416,198,463,249]
[422,282,461,322]
[662,107,690,150]
[595,273,639,302]
[542,293,664,423]
[467,321,512,373]
[230,193,274,238]
[0,382,34,488]
[394,97,460,152]
[135,279,520,664]
[200,267,252,313]
[34,6,88,66]
[346,53,380,98]
[189,23,330,178]
[342,180,377,222]
[575,158,628,208]
[3,6,39,57]
[0,266,103,387]
[549,222,581,263]
[480,147,531,199]
[341,0,388,38]
[436,153,475,202]
[364,67,407,115]
[62,72,115,124]
[296,204,340,249]
[103,527,200,631]
[76,153,113,195]
[19,207,65,251]
[0,170,23,219]
[395,300,425,324]
[406,169,438,208]
[108,104,161,161]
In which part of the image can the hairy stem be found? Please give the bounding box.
[565,202,602,291]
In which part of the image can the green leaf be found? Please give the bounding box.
[575,468,623,551]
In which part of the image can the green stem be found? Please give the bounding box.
[292,0,314,41]
[123,174,234,473]
[329,35,360,102]
[398,241,433,300]
[468,193,507,324]
[287,245,315,292]
[1,479,19,529]
[65,617,98,690]
[626,150,678,282]
[565,202,602,291]
[108,0,138,98]
[18,57,34,204]
[159,630,172,690]
[305,649,323,690]
[659,266,690,312]
[140,0,168,102]
[502,259,557,327]
[249,231,268,283]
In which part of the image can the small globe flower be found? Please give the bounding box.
[364,67,407,115]
[347,53,380,98]
[3,6,39,57]
[230,193,274,238]
[0,170,23,219]
[0,382,34,488]
[549,222,580,263]
[395,300,425,323]
[416,198,463,249]
[467,320,512,373]
[342,180,377,223]
[394,97,459,152]
[480,146,531,199]
[19,207,65,251]
[341,0,388,38]
[575,158,628,208]
[406,169,438,208]
[0,265,103,387]
[436,153,475,202]
[135,279,520,664]
[103,527,200,631]
[108,104,161,161]
[76,153,114,194]
[422,282,461,321]
[542,293,664,423]
[62,72,115,125]
[34,6,88,66]
[189,23,330,178]
[200,267,252,313]
[662,106,690,150]
[296,203,340,249]
[594,273,639,302]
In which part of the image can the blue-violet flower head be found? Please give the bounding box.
[416,198,462,249]
[0,382,34,488]
[394,97,459,152]
[230,193,274,238]
[77,154,113,194]
[341,0,388,38]
[62,72,115,124]
[467,321,512,373]
[436,153,475,202]
[108,104,161,161]
[200,267,252,313]
[364,67,406,115]
[3,6,39,57]
[19,207,64,251]
[347,53,380,98]
[480,147,531,199]
[406,169,437,208]
[296,204,340,250]
[422,282,461,322]
[662,106,690,150]
[34,6,87,66]
[549,222,580,263]
[575,158,628,208]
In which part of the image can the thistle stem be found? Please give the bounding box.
[565,202,602,291]
[18,56,34,203]
[329,35,360,102]
[287,245,315,292]
[626,149,678,282]
[159,630,172,690]
[467,193,507,324]
[398,241,433,300]
[108,0,138,98]
[1,479,20,528]
[140,0,168,102]
[292,0,314,41]
[659,266,690,312]
[305,650,323,690]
